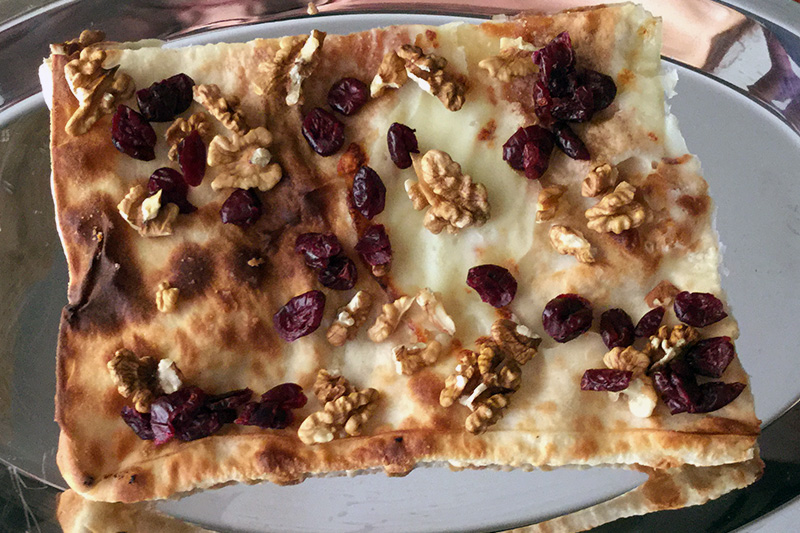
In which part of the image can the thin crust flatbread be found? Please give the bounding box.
[45,2,761,526]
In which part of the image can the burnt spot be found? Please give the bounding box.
[82,474,94,487]
[169,243,214,302]
[609,228,640,252]
[642,470,685,509]
[257,444,308,484]
[677,194,710,217]
[129,474,137,484]
[408,370,445,409]
[227,246,268,289]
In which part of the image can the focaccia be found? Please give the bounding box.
[45,2,761,529]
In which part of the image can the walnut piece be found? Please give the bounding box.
[326,290,374,346]
[624,375,658,418]
[491,319,541,365]
[165,112,214,161]
[107,349,159,413]
[549,225,595,264]
[645,280,680,308]
[465,393,509,435]
[406,150,490,234]
[396,45,465,111]
[582,163,618,197]
[440,350,479,407]
[64,47,134,136]
[51,29,105,57]
[585,181,647,234]
[286,30,326,106]
[535,185,566,223]
[117,185,179,237]
[306,2,319,15]
[253,36,307,96]
[603,345,656,418]
[207,127,282,191]
[645,324,700,369]
[313,369,354,404]
[193,84,248,134]
[393,341,443,375]
[478,48,536,82]
[298,387,379,444]
[415,288,456,335]
[603,346,650,377]
[370,51,408,97]
[368,296,414,342]
[157,358,184,394]
[155,281,179,313]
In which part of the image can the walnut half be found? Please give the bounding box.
[549,225,595,264]
[193,84,248,134]
[370,51,408,97]
[396,45,465,111]
[117,186,179,237]
[582,163,618,198]
[155,281,179,313]
[393,341,443,375]
[326,290,374,346]
[298,384,379,445]
[478,47,536,82]
[406,150,490,234]
[107,349,159,413]
[208,127,282,191]
[585,181,647,234]
[285,30,326,106]
[536,185,566,223]
[368,296,414,343]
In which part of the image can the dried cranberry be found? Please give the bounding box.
[580,369,632,392]
[599,308,634,349]
[521,142,551,180]
[206,388,253,411]
[178,130,206,186]
[387,122,420,169]
[466,265,517,308]
[548,68,579,99]
[328,77,369,116]
[532,80,554,126]
[317,255,358,290]
[121,406,154,440]
[634,307,665,338]
[503,125,554,173]
[261,383,308,409]
[674,291,728,327]
[273,290,326,342]
[685,336,735,378]
[302,107,345,156]
[551,85,595,122]
[220,189,262,227]
[532,32,575,84]
[352,166,386,220]
[552,122,590,160]
[295,233,343,269]
[355,224,392,267]
[149,387,207,445]
[174,410,223,442]
[652,361,701,415]
[136,73,195,122]
[580,69,617,112]
[111,105,156,161]
[542,293,593,343]
[148,167,196,214]
[235,401,293,429]
[693,382,746,413]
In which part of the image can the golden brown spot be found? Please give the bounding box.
[648,132,659,142]
[642,470,685,509]
[477,119,497,142]
[425,29,439,48]
[408,370,445,407]
[616,68,635,88]
[258,444,308,484]
[677,194,709,217]
[536,401,557,414]
[486,85,498,106]
[567,436,599,461]
[337,142,367,177]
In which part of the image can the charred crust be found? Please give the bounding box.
[168,243,215,302]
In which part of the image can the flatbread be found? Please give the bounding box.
[45,2,761,527]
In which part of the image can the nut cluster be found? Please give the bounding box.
[193,84,248,134]
[63,47,134,136]
[478,47,536,82]
[406,150,490,234]
[107,349,160,413]
[298,370,379,445]
[585,181,647,234]
[326,290,374,346]
[396,45,466,111]
[440,319,540,434]
[549,225,595,264]
[51,29,105,57]
[165,112,214,161]
[117,185,179,237]
[645,324,699,369]
[208,127,282,191]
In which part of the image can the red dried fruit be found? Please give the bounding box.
[387,122,420,169]
[317,255,358,290]
[174,410,223,442]
[136,73,195,122]
[148,167,196,214]
[685,336,735,378]
[295,233,343,269]
[503,125,554,173]
[551,85,595,122]
[542,293,593,343]
[261,383,308,409]
[674,291,728,327]
[205,388,253,412]
[220,189,262,227]
[121,406,154,440]
[652,360,701,415]
[693,382,746,413]
[580,368,632,392]
[328,77,369,116]
[302,107,345,156]
[521,142,551,181]
[355,224,392,267]
[551,122,590,160]
[178,130,206,187]
[634,306,665,338]
[532,80,554,126]
[532,32,575,85]
[466,265,517,308]
[581,69,617,112]
[273,290,326,342]
[149,387,207,445]
[235,401,293,429]
[352,166,386,220]
[111,105,157,161]
[599,308,634,349]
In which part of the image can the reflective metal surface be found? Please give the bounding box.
[1,0,800,531]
